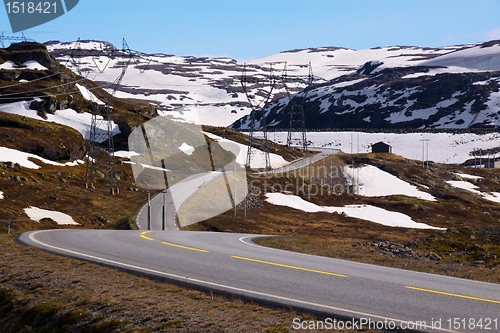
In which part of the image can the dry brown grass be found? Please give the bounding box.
[2,233,348,333]
[0,152,149,232]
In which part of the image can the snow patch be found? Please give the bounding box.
[0,60,16,69]
[345,165,436,201]
[23,61,48,71]
[76,83,105,105]
[0,146,82,169]
[114,151,140,158]
[0,191,3,199]
[447,180,500,203]
[0,60,47,70]
[178,143,195,155]
[0,100,119,142]
[24,207,79,225]
[266,193,443,229]
[454,173,483,180]
[422,44,500,72]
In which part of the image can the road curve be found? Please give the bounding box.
[18,151,500,332]
[18,229,500,332]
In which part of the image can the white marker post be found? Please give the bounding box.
[147,192,151,230]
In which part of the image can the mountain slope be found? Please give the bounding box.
[0,42,156,151]
[231,41,500,130]
[0,42,158,228]
[46,40,479,128]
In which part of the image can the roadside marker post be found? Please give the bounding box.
[147,192,151,231]
[0,221,13,234]
[162,191,166,231]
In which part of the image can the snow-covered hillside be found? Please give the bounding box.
[266,193,443,229]
[0,100,119,142]
[3,40,500,167]
[45,40,495,128]
[231,41,500,130]
[260,131,500,165]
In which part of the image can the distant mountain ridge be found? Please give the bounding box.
[43,39,500,129]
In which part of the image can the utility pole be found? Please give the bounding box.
[284,62,313,151]
[244,175,247,218]
[234,163,237,216]
[71,38,135,194]
[420,139,430,168]
[241,63,274,170]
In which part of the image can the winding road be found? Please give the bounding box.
[18,153,500,332]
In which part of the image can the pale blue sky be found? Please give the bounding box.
[1,0,500,60]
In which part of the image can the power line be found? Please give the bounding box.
[0,71,63,90]
[240,63,277,170]
[282,61,316,151]
[0,32,35,48]
[61,38,138,194]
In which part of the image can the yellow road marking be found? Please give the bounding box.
[161,241,208,253]
[232,255,347,278]
[140,231,154,241]
[140,231,207,252]
[405,286,500,304]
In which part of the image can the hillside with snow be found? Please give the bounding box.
[232,41,500,131]
[45,40,500,129]
[3,41,500,167]
[260,130,500,164]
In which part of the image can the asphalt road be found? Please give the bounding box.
[18,229,500,332]
[257,148,339,175]
[18,151,500,332]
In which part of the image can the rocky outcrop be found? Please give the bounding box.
[1,42,56,70]
[231,68,500,130]
[32,144,86,162]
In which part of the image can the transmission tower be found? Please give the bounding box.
[282,62,315,151]
[240,64,276,170]
[0,32,35,48]
[68,38,135,194]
